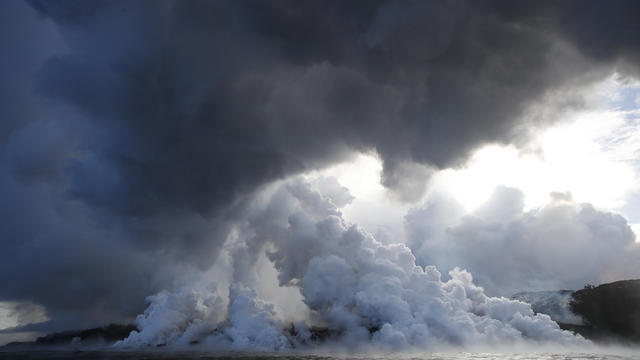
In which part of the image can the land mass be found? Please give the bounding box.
[513,279,640,344]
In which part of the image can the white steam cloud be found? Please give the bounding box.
[116,178,588,351]
[407,186,640,296]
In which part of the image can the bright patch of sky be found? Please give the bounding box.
[0,301,48,345]
[309,74,640,241]
[0,302,48,330]
[434,109,640,213]
[433,75,640,242]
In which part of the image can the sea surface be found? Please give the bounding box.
[0,352,639,360]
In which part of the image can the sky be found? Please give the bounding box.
[1,0,640,350]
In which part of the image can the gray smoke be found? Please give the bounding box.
[2,0,640,340]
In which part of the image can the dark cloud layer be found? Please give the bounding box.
[2,0,640,331]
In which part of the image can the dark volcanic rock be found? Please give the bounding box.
[35,324,137,346]
[569,279,640,342]
[3,324,137,349]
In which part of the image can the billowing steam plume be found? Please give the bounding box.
[116,179,587,350]
[2,0,640,349]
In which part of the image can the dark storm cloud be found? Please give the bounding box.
[2,0,640,331]
[484,0,640,63]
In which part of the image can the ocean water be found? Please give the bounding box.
[0,352,638,360]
